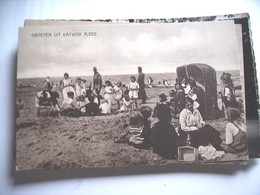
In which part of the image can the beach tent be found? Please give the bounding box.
[176,63,218,120]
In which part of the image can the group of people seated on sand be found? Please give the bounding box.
[115,96,246,160]
[115,72,246,160]
[36,70,146,117]
[31,69,246,160]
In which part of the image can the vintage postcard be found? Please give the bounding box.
[16,20,248,171]
[24,15,260,159]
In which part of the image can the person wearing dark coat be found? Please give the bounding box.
[92,67,102,105]
[137,66,147,104]
[151,103,179,159]
[153,93,169,118]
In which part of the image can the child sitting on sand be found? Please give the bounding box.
[85,95,100,116]
[114,106,152,147]
[151,103,179,159]
[114,81,123,110]
[128,76,139,110]
[128,109,152,149]
[222,108,247,154]
[128,112,145,148]
[119,90,132,112]
[99,99,111,115]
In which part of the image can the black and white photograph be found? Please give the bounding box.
[16,20,248,171]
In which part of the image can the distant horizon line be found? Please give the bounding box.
[17,69,240,80]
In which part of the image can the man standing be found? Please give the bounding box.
[137,66,147,104]
[92,67,102,105]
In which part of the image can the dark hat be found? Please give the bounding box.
[140,106,152,119]
[169,89,176,97]
[159,93,167,102]
[220,72,232,84]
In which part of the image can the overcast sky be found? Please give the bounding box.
[18,21,240,78]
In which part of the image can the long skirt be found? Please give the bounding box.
[138,87,147,102]
[104,94,114,108]
[179,124,222,150]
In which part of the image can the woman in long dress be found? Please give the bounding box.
[61,73,75,103]
[179,98,223,150]
[104,80,114,111]
[137,66,147,104]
